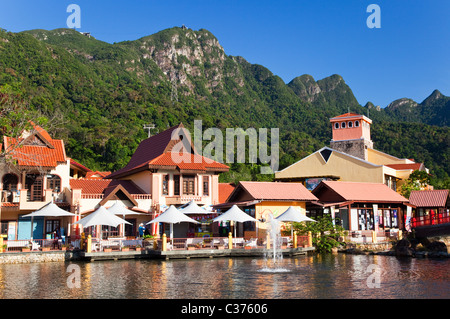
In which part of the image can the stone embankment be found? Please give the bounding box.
[341,236,450,258]
[0,251,81,264]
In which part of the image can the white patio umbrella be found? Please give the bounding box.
[146,205,199,241]
[23,201,76,240]
[107,202,143,236]
[275,206,316,223]
[275,206,316,238]
[74,206,131,230]
[213,205,258,245]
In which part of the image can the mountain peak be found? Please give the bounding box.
[421,89,444,106]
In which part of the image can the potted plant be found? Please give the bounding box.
[135,245,143,252]
[104,247,112,253]
[121,246,130,252]
[22,244,31,252]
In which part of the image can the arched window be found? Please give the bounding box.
[334,122,339,129]
[355,120,360,127]
[341,122,346,128]
[348,121,353,128]
[47,174,61,193]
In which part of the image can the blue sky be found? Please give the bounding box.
[1,1,449,107]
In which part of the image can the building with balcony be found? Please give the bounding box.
[106,123,229,236]
[0,123,72,240]
[275,112,430,192]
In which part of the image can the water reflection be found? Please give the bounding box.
[0,254,448,299]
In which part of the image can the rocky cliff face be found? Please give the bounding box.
[135,28,245,96]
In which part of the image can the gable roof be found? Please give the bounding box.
[107,124,228,178]
[228,181,318,202]
[219,183,236,203]
[409,190,449,208]
[3,124,66,168]
[69,179,146,196]
[70,159,92,173]
[276,146,381,175]
[313,181,408,203]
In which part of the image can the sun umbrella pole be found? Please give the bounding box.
[30,216,34,241]
[170,223,174,248]
[234,221,236,248]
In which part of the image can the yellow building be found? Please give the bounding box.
[213,181,318,239]
[275,112,429,192]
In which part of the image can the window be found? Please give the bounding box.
[348,121,353,128]
[25,174,43,202]
[355,120,360,127]
[173,175,180,196]
[341,122,346,128]
[47,175,61,193]
[2,174,18,202]
[46,220,60,236]
[162,175,169,195]
[203,176,209,196]
[334,122,339,129]
[183,175,195,195]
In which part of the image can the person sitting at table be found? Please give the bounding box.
[52,229,60,249]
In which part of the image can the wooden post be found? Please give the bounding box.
[307,231,312,248]
[293,234,297,248]
[0,236,3,253]
[228,232,233,250]
[372,230,377,243]
[86,235,92,253]
[162,233,167,252]
[80,233,85,250]
[398,230,402,240]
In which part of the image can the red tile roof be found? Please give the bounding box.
[108,124,228,178]
[85,171,111,179]
[3,125,66,168]
[231,181,318,202]
[331,112,361,119]
[409,190,449,208]
[313,181,408,203]
[70,179,146,195]
[149,152,229,171]
[219,183,236,203]
[70,159,92,172]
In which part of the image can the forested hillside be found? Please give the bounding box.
[0,27,448,187]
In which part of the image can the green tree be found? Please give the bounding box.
[293,215,345,253]
[400,170,432,198]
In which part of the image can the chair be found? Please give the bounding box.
[245,238,257,248]
[210,238,225,249]
[31,241,40,251]
[232,238,245,248]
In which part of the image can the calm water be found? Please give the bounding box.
[0,254,448,299]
